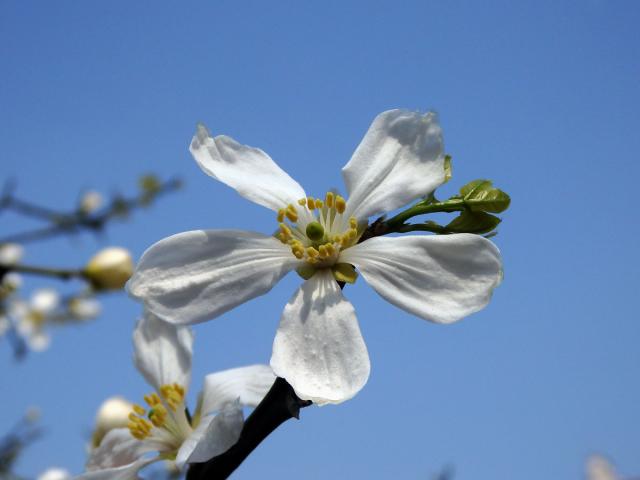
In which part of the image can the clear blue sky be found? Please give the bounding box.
[2,1,639,478]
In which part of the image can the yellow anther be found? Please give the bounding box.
[315,199,324,209]
[279,223,292,236]
[285,204,298,222]
[277,209,285,223]
[297,198,307,206]
[144,393,161,407]
[292,248,304,259]
[325,243,336,256]
[348,228,357,239]
[325,192,334,208]
[133,404,146,416]
[306,197,316,210]
[128,412,139,422]
[318,245,328,258]
[148,405,167,427]
[306,246,319,258]
[335,195,346,214]
[349,217,357,229]
[277,232,288,243]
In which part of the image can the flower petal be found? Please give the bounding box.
[340,234,503,324]
[84,428,152,473]
[200,365,275,415]
[127,230,300,325]
[175,402,244,468]
[190,124,306,211]
[342,109,445,220]
[133,310,193,392]
[270,270,370,405]
[75,458,156,480]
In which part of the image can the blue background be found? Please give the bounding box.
[1,1,639,478]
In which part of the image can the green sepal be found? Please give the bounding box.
[446,210,501,234]
[459,179,511,213]
[332,263,358,284]
[296,264,317,280]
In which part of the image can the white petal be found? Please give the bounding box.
[340,234,503,324]
[133,310,193,392]
[175,403,244,468]
[75,458,156,480]
[31,289,59,313]
[190,124,306,211]
[342,110,445,220]
[200,365,275,415]
[127,230,300,325]
[85,428,150,472]
[270,270,370,405]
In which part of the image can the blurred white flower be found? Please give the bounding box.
[38,468,72,480]
[11,288,60,351]
[78,190,104,214]
[0,243,24,265]
[129,109,503,404]
[79,311,275,479]
[68,297,101,321]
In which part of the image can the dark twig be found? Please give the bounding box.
[0,177,181,244]
[186,378,311,480]
[187,217,389,479]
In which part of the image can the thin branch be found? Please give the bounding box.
[1,263,83,281]
[0,177,182,245]
[186,378,311,480]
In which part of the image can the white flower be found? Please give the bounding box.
[12,289,60,351]
[38,468,72,480]
[128,109,503,405]
[77,311,275,479]
[0,243,24,265]
[68,297,102,321]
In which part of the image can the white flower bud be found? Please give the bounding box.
[37,468,71,480]
[84,247,133,291]
[0,243,24,265]
[68,297,101,320]
[78,190,104,214]
[91,396,134,448]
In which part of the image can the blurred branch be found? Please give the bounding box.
[0,176,182,244]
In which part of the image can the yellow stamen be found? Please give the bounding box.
[325,192,334,208]
[277,209,285,223]
[306,197,316,210]
[314,199,324,209]
[297,198,307,206]
[133,404,146,416]
[349,216,357,229]
[306,246,319,258]
[285,204,298,222]
[335,195,346,214]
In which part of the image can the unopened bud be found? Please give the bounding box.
[78,190,104,214]
[37,468,71,480]
[68,297,101,320]
[84,247,133,291]
[0,243,24,265]
[91,396,133,448]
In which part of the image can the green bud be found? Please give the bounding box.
[446,211,501,235]
[459,179,511,213]
[305,221,325,241]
